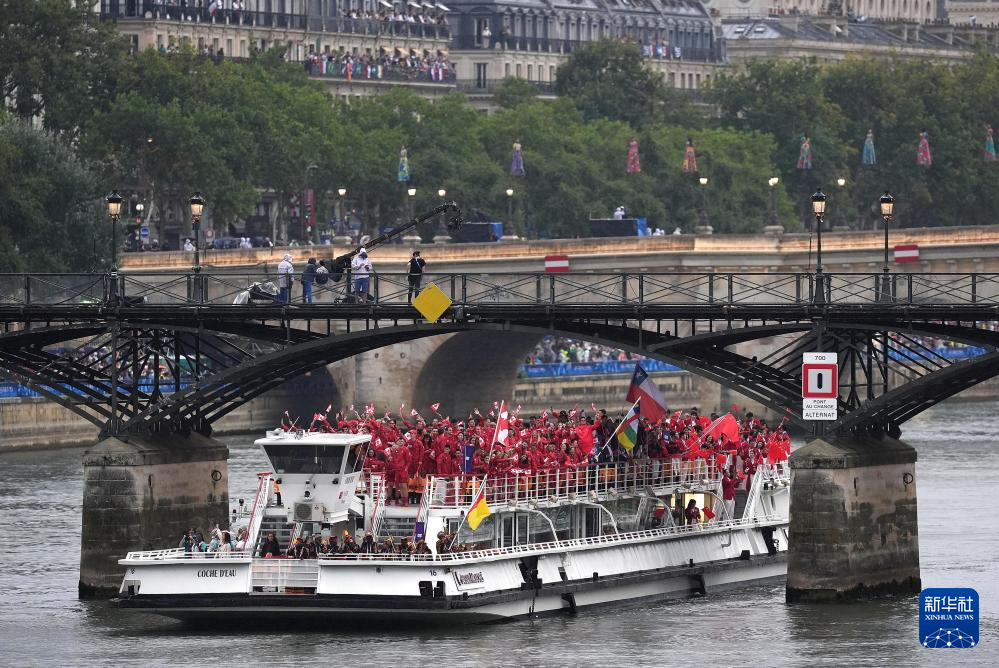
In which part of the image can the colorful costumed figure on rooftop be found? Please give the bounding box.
[681,138,698,174]
[627,137,641,174]
[511,140,526,177]
[862,129,876,166]
[916,131,933,167]
[986,125,996,162]
[398,145,410,182]
[796,135,812,170]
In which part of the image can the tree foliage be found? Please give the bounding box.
[0,118,106,272]
[712,55,999,227]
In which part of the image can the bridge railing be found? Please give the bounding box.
[5,271,999,306]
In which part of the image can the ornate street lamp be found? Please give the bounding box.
[505,187,514,229]
[438,188,447,198]
[879,191,895,302]
[190,192,205,273]
[106,191,123,272]
[768,177,779,226]
[811,188,827,304]
[698,177,709,227]
[407,187,416,220]
[337,187,347,223]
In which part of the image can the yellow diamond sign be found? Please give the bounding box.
[412,282,452,321]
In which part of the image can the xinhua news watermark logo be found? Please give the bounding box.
[919,588,979,649]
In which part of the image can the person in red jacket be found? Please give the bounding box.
[721,469,737,520]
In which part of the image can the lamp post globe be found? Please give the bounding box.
[438,188,447,198]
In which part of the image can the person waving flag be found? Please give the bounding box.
[610,399,641,451]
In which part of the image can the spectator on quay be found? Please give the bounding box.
[407,250,426,302]
[277,253,294,303]
[351,247,373,302]
[183,238,195,252]
[301,257,318,304]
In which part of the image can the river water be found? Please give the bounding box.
[1,401,997,666]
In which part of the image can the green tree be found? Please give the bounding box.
[494,77,541,110]
[556,41,691,128]
[0,0,128,135]
[0,118,106,272]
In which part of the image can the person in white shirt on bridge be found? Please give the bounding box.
[277,253,294,303]
[352,248,373,302]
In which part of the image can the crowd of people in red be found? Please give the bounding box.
[295,402,792,506]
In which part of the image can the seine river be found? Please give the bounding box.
[1,401,997,666]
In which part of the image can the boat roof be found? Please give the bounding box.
[254,430,371,447]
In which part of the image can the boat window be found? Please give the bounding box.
[346,442,368,473]
[263,444,346,474]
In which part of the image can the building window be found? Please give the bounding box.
[475,62,488,88]
[695,73,701,88]
[669,72,676,87]
[516,63,522,77]
[505,62,511,77]
[527,64,533,80]
[226,39,233,56]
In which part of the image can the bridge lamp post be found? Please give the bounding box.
[767,177,779,225]
[879,191,895,302]
[407,187,416,221]
[698,176,709,227]
[105,191,123,273]
[505,188,514,231]
[811,189,827,304]
[835,177,846,228]
[190,192,205,273]
[336,187,347,225]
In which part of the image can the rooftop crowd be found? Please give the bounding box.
[306,50,454,82]
[525,335,642,365]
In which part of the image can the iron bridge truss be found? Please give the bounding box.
[2,270,999,438]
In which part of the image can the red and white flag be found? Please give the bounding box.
[492,401,510,447]
[544,255,569,272]
[894,244,919,263]
[431,402,441,412]
[410,408,419,417]
[626,362,669,422]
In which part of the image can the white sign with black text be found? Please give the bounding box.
[802,352,838,420]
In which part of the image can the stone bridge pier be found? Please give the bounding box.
[786,434,921,602]
[79,432,229,597]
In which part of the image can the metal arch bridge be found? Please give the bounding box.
[2,269,999,438]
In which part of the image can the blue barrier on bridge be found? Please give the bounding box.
[0,381,194,400]
[890,346,985,362]
[520,359,681,378]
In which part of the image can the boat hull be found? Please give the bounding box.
[115,553,786,625]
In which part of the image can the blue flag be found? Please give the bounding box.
[462,444,475,473]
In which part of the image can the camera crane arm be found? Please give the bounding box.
[327,201,462,281]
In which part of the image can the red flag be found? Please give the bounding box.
[702,507,716,520]
[703,413,739,444]
[431,402,441,412]
[410,408,419,417]
[493,401,510,447]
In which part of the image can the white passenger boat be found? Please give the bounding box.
[115,429,790,624]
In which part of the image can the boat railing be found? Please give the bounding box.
[367,472,387,537]
[318,513,786,564]
[426,459,724,509]
[246,471,273,555]
[123,548,254,561]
